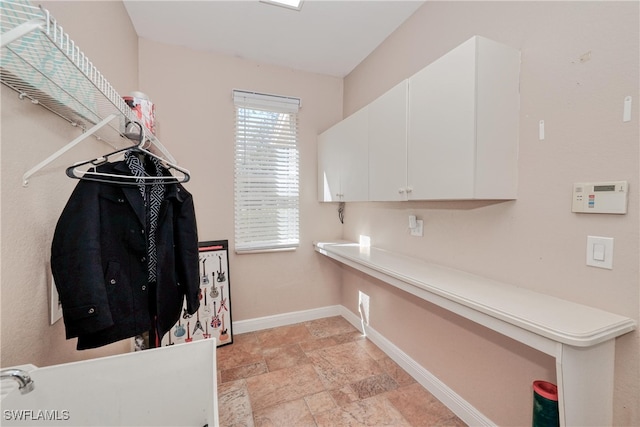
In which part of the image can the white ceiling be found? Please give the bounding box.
[123,1,425,77]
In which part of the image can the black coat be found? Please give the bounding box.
[51,160,200,349]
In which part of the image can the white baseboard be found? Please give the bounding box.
[232,305,343,334]
[232,304,493,426]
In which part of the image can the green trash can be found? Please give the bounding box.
[532,380,559,427]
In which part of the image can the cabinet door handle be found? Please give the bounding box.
[406,187,413,193]
[398,188,405,194]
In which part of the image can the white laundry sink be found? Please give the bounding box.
[1,339,218,426]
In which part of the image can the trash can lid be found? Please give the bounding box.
[533,380,558,401]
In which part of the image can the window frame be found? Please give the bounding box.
[233,90,301,254]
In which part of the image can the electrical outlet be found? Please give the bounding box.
[410,219,423,237]
[409,215,417,229]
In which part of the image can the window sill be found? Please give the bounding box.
[235,246,297,255]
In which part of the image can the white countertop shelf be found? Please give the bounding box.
[315,241,636,425]
[314,242,635,348]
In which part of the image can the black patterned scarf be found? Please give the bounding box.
[124,150,165,282]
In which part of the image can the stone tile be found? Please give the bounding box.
[253,398,316,427]
[305,316,359,338]
[299,336,341,352]
[255,324,315,350]
[217,379,255,427]
[307,341,384,389]
[386,383,466,426]
[314,395,412,427]
[221,361,268,383]
[246,363,325,411]
[216,319,466,427]
[218,331,259,353]
[263,343,309,371]
[217,332,263,371]
[350,373,398,400]
[377,356,416,387]
[329,385,360,407]
[304,391,337,415]
[333,330,366,345]
[357,338,387,360]
[439,415,469,426]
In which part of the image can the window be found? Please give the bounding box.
[233,90,301,253]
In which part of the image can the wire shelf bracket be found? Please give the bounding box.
[22,113,117,187]
[0,17,42,48]
[1,0,186,186]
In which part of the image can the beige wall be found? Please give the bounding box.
[1,1,139,366]
[1,1,343,367]
[341,2,639,426]
[136,38,344,321]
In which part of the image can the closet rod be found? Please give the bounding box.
[22,114,117,187]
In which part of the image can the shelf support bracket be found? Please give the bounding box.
[22,114,117,187]
[0,18,43,48]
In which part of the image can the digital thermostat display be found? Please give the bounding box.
[572,181,628,214]
[594,185,616,192]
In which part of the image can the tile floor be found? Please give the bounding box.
[217,316,467,426]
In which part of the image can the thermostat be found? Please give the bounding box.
[572,181,628,214]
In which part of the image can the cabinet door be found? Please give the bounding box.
[317,107,368,202]
[408,37,477,200]
[474,37,520,199]
[339,107,369,202]
[317,126,342,202]
[369,80,408,201]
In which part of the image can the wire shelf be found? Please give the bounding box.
[0,0,177,183]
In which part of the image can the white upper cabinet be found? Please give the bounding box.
[317,106,369,202]
[318,35,520,202]
[407,36,520,200]
[368,80,409,201]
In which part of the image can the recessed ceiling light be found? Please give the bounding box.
[260,0,303,11]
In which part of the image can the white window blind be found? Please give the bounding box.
[233,90,301,253]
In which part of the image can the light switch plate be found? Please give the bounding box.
[586,236,614,269]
